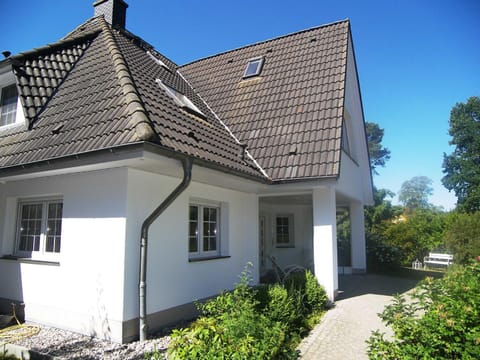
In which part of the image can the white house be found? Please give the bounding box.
[0,0,373,343]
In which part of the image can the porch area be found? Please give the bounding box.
[258,186,367,300]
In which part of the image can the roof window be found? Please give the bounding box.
[243,57,264,78]
[156,79,205,118]
[147,51,171,72]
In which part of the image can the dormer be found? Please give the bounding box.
[0,64,26,129]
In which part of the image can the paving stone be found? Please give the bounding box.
[297,274,419,359]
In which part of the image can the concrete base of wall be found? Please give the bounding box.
[2,295,218,344]
[122,296,219,343]
[0,297,24,322]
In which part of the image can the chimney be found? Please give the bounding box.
[93,0,128,29]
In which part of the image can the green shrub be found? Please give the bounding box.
[367,261,480,359]
[167,266,327,360]
[304,271,328,313]
[445,212,480,264]
[283,270,328,314]
[168,264,297,359]
[256,284,298,325]
[367,243,402,271]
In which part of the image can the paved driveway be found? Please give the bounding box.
[297,274,419,359]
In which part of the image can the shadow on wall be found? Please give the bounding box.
[0,258,24,321]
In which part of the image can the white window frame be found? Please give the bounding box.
[15,197,63,261]
[0,84,18,127]
[0,68,25,130]
[188,200,222,259]
[243,57,264,78]
[275,214,294,248]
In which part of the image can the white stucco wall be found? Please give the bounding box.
[123,167,259,322]
[0,163,260,342]
[0,168,128,341]
[259,202,313,271]
[337,32,373,206]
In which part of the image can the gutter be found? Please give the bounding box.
[139,157,193,342]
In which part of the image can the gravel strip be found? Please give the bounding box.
[6,323,171,359]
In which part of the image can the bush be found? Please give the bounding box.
[167,265,327,360]
[367,243,402,271]
[256,284,302,331]
[445,212,480,264]
[367,261,480,359]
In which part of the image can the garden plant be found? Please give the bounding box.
[367,260,480,359]
[144,264,328,359]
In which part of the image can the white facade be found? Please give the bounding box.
[0,165,259,343]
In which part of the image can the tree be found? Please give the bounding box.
[442,96,480,212]
[365,187,404,269]
[398,176,433,211]
[444,212,480,264]
[366,122,391,175]
[383,208,447,265]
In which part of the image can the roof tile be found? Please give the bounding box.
[180,20,349,180]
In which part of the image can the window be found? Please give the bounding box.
[156,79,205,118]
[16,198,63,259]
[146,51,171,72]
[341,112,357,161]
[243,57,264,78]
[0,84,18,127]
[189,204,220,258]
[341,121,350,155]
[275,215,294,247]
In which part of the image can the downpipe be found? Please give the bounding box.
[139,157,193,342]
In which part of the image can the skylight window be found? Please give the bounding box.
[156,79,205,118]
[243,57,264,78]
[147,51,171,72]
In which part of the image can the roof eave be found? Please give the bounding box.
[0,142,269,184]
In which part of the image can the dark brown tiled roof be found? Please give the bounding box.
[180,20,350,181]
[13,31,99,126]
[0,16,263,179]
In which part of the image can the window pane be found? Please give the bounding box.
[189,236,198,253]
[19,204,42,252]
[189,222,198,252]
[0,84,18,126]
[245,62,259,76]
[276,216,290,244]
[189,205,198,221]
[188,206,198,253]
[202,207,217,252]
[46,202,62,253]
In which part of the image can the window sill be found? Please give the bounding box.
[0,255,60,266]
[189,255,231,263]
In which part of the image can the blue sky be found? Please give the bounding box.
[1,0,479,210]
